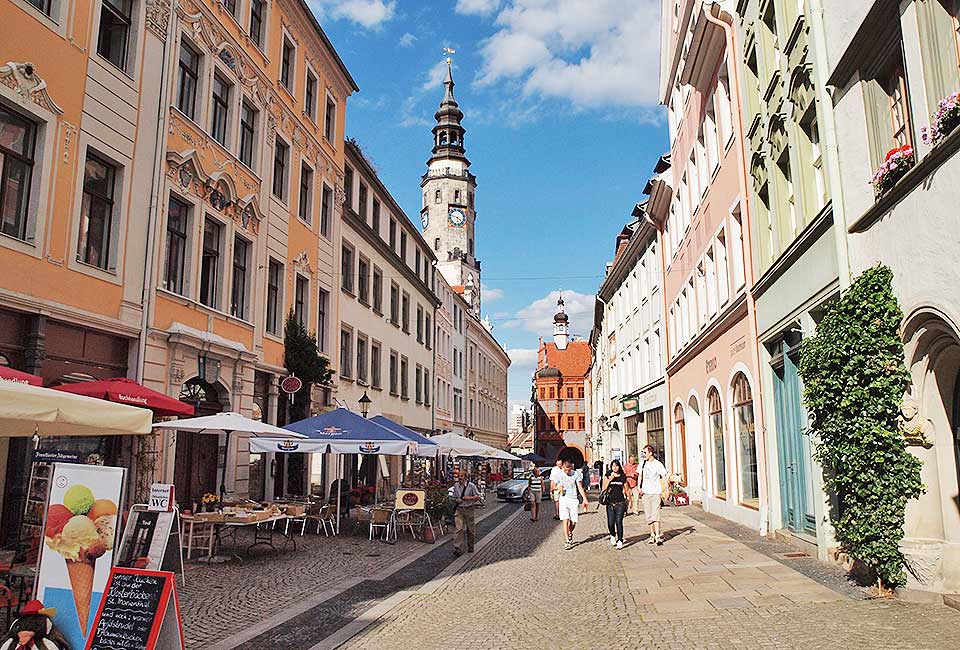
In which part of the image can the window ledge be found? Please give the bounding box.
[339,375,354,382]
[295,215,313,230]
[848,127,960,234]
[341,287,355,297]
[371,385,383,392]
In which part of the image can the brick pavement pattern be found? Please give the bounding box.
[344,504,960,650]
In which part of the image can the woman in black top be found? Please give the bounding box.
[602,460,632,549]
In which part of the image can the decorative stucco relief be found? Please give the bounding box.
[0,62,64,115]
[145,0,171,38]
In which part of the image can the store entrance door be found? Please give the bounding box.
[175,378,225,509]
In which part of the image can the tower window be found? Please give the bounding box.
[434,237,440,251]
[468,238,474,256]
[440,131,448,145]
[454,189,461,202]
[434,189,441,204]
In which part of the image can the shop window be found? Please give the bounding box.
[708,387,727,499]
[645,408,665,464]
[0,104,37,242]
[79,153,117,270]
[733,373,759,507]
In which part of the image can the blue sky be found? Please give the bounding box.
[311,0,667,408]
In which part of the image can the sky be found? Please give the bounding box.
[310,0,668,409]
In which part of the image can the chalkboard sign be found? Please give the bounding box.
[85,568,184,650]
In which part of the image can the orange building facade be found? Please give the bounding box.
[0,0,357,521]
[533,298,591,466]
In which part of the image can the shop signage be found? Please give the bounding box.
[730,337,746,356]
[34,450,84,463]
[85,568,184,650]
[589,469,600,488]
[37,463,126,650]
[115,505,178,572]
[359,442,381,454]
[705,357,718,373]
[620,397,639,413]
[280,375,302,394]
[149,484,175,512]
[394,489,426,510]
[611,448,622,462]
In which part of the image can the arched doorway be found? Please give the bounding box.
[687,395,704,501]
[674,403,688,484]
[556,445,585,469]
[175,378,226,508]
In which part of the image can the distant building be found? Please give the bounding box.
[533,298,591,465]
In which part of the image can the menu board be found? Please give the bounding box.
[85,568,183,650]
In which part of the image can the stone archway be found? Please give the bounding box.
[174,378,228,508]
[901,310,960,594]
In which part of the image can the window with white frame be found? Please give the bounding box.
[705,93,720,173]
[239,101,257,169]
[317,287,329,352]
[280,37,295,91]
[176,40,200,120]
[298,163,313,223]
[210,73,232,147]
[249,0,264,48]
[272,138,288,200]
[199,217,223,308]
[294,273,308,327]
[79,152,117,270]
[231,235,249,319]
[320,183,332,237]
[305,70,317,122]
[340,328,353,378]
[324,95,336,142]
[357,335,368,384]
[716,229,730,305]
[341,242,354,293]
[705,244,718,317]
[717,59,734,146]
[164,195,189,294]
[266,259,282,334]
[97,0,133,71]
[730,206,746,291]
[0,105,37,242]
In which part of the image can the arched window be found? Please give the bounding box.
[707,387,726,499]
[434,189,441,203]
[439,131,448,145]
[732,373,759,507]
[674,403,687,483]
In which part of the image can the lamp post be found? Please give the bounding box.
[359,391,372,418]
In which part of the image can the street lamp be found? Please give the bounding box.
[359,391,372,418]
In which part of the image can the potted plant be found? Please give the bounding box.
[201,492,220,512]
[870,145,915,197]
[922,91,960,147]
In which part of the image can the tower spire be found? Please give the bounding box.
[443,55,456,104]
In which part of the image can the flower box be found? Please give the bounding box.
[922,91,960,148]
[871,145,915,197]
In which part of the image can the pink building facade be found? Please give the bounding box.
[649,0,767,531]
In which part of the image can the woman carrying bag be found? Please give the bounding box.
[600,460,632,549]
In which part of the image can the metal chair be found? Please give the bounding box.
[368,507,394,542]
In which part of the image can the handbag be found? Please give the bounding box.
[523,502,532,511]
[598,488,611,506]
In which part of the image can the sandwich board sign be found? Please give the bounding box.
[148,484,175,512]
[85,568,184,650]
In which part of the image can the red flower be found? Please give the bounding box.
[884,145,913,161]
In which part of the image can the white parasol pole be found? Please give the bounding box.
[335,452,341,535]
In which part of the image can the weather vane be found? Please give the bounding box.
[443,47,456,64]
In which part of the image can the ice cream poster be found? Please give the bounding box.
[36,463,126,650]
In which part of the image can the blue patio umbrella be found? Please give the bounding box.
[249,408,417,455]
[370,415,439,457]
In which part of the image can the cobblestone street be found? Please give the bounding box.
[342,503,960,650]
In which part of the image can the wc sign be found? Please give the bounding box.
[148,483,176,512]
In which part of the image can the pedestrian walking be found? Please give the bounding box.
[527,466,544,521]
[451,469,481,556]
[549,459,564,520]
[638,445,668,545]
[552,459,589,550]
[624,455,641,516]
[601,460,631,549]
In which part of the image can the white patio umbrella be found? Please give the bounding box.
[429,432,521,461]
[154,412,304,499]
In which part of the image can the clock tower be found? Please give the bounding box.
[420,58,482,316]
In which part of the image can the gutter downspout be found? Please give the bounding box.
[808,0,852,288]
[137,3,178,385]
[703,7,769,536]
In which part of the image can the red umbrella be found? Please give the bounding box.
[0,366,43,386]
[53,377,195,417]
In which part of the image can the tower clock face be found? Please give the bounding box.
[448,208,466,227]
[421,212,429,228]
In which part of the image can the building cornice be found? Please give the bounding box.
[825,0,899,88]
[751,201,834,300]
[276,0,359,93]
[664,292,748,375]
[598,223,657,302]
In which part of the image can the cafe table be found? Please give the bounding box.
[212,513,297,561]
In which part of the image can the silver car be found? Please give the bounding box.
[496,467,552,501]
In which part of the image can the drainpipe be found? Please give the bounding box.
[703,7,770,536]
[807,0,852,288]
[137,2,178,383]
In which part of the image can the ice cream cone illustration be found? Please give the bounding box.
[44,485,117,636]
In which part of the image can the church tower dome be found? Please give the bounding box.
[553,295,570,350]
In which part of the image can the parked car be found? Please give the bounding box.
[496,467,552,501]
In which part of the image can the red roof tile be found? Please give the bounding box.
[539,340,591,378]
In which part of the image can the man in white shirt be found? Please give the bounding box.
[548,459,564,521]
[638,445,668,545]
[552,459,589,550]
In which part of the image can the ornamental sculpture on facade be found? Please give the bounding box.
[0,61,64,115]
[898,398,934,448]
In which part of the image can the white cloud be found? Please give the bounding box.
[310,0,396,29]
[399,32,417,47]
[476,0,662,109]
[505,290,595,335]
[422,60,451,91]
[456,0,500,15]
[482,284,504,302]
[507,347,538,369]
